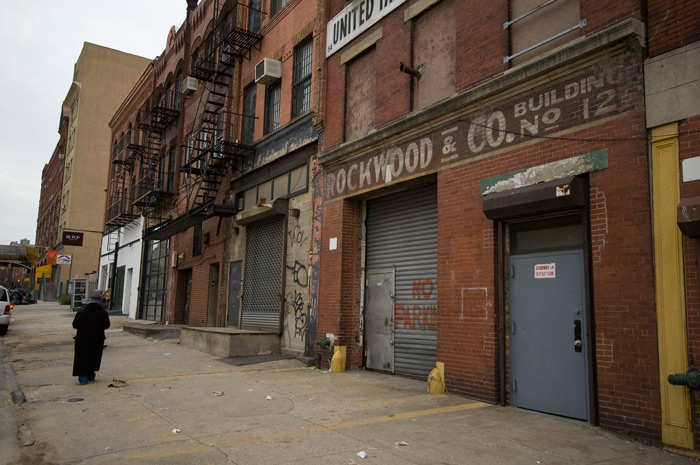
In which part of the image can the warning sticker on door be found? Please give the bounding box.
[534,263,556,279]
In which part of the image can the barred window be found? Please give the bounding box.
[264,80,281,134]
[242,85,256,145]
[292,36,313,118]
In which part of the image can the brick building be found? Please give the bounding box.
[104,0,324,357]
[54,43,150,295]
[316,0,673,446]
[100,62,155,318]
[36,116,68,268]
[645,0,700,450]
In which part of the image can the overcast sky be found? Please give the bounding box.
[0,1,189,245]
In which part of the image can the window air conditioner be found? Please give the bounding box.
[58,153,65,159]
[181,76,199,97]
[255,58,282,85]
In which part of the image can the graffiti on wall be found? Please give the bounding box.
[285,290,307,338]
[287,260,309,288]
[395,278,438,330]
[288,225,308,248]
[285,224,310,340]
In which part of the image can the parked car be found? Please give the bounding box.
[0,285,13,336]
[10,287,35,305]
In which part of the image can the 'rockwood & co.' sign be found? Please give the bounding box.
[324,56,640,200]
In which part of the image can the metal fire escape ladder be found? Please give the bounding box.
[107,129,142,228]
[182,1,261,213]
[132,91,179,215]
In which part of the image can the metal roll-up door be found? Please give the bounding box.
[366,184,438,378]
[242,216,284,330]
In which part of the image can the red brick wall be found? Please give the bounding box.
[647,0,700,57]
[581,0,643,36]
[317,198,363,367]
[168,213,226,327]
[437,167,500,403]
[434,105,656,440]
[679,115,700,449]
[455,0,507,92]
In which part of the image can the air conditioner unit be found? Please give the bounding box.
[181,76,198,97]
[58,153,65,159]
[255,58,282,85]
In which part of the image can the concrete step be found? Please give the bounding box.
[122,322,182,340]
[180,327,280,358]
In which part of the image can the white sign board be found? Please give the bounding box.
[326,0,408,57]
[57,255,72,265]
[534,263,555,279]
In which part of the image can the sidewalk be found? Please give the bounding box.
[2,301,698,465]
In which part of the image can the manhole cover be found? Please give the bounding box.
[67,398,84,402]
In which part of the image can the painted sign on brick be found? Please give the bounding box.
[324,55,640,200]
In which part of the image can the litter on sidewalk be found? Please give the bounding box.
[108,379,128,388]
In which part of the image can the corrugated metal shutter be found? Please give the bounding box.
[366,184,437,378]
[242,216,284,330]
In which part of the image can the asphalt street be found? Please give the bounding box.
[1,301,698,465]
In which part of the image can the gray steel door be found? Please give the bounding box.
[365,185,437,378]
[242,217,284,330]
[365,269,395,372]
[227,261,242,327]
[509,249,589,420]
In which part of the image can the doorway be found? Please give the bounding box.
[507,215,590,420]
[208,263,219,327]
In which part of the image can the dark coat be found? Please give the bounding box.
[72,302,111,377]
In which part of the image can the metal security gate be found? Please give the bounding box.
[365,184,438,378]
[242,217,284,330]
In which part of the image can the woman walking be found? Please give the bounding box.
[72,290,110,385]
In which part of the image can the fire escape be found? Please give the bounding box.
[182,0,262,214]
[106,128,142,229]
[143,1,263,241]
[132,88,180,217]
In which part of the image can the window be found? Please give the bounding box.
[413,0,455,111]
[175,73,183,110]
[292,37,313,118]
[249,0,262,32]
[345,49,376,140]
[193,222,203,256]
[271,0,286,17]
[506,0,582,65]
[167,145,176,193]
[185,133,194,164]
[264,80,281,134]
[242,85,257,145]
[140,240,169,321]
[237,161,309,211]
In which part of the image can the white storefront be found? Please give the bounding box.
[98,217,144,319]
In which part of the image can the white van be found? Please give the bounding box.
[0,285,13,336]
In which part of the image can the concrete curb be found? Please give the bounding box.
[3,361,25,406]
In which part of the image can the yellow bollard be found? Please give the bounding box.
[427,361,445,394]
[330,346,347,372]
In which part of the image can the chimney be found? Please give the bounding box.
[187,0,198,13]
